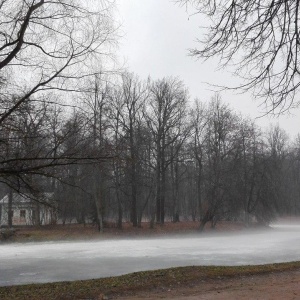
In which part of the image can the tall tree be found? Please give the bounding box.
[83,76,112,232]
[234,119,263,225]
[0,0,117,186]
[190,100,208,221]
[111,73,148,227]
[199,96,239,230]
[145,77,188,224]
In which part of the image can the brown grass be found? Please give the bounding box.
[6,220,249,243]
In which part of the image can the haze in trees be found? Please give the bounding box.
[0,0,117,195]
[1,1,300,232]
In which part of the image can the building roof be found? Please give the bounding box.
[0,193,54,205]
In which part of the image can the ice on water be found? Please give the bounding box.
[0,222,299,286]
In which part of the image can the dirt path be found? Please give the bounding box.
[116,269,300,300]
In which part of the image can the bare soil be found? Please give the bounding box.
[117,269,300,300]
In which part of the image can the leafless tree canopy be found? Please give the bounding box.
[0,0,116,124]
[179,0,300,112]
[0,0,117,194]
[1,1,300,230]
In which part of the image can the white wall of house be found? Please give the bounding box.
[0,205,32,226]
[0,205,56,226]
[0,194,57,226]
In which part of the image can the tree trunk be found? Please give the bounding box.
[8,188,13,228]
[156,160,162,223]
[156,148,166,225]
[160,169,166,224]
[197,166,203,220]
[95,196,103,233]
[171,156,180,223]
[199,210,212,232]
[117,193,122,229]
[35,202,41,226]
[130,161,138,227]
[93,168,103,233]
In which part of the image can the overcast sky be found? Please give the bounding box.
[116,0,300,139]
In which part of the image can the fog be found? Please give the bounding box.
[1,223,300,286]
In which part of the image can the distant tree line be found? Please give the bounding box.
[1,72,300,231]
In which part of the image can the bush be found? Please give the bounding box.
[0,228,16,241]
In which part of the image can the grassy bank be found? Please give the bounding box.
[1,262,300,300]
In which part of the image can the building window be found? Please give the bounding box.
[20,210,26,218]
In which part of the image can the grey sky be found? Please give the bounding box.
[116,0,300,139]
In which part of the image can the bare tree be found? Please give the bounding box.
[110,73,148,227]
[0,0,117,198]
[179,0,300,112]
[145,77,188,224]
[235,119,264,225]
[189,99,208,221]
[0,0,116,123]
[199,96,240,230]
[82,75,112,232]
[287,135,300,214]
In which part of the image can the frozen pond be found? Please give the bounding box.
[1,223,300,286]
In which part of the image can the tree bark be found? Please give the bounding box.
[8,188,13,228]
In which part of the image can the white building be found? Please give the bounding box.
[0,193,57,226]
